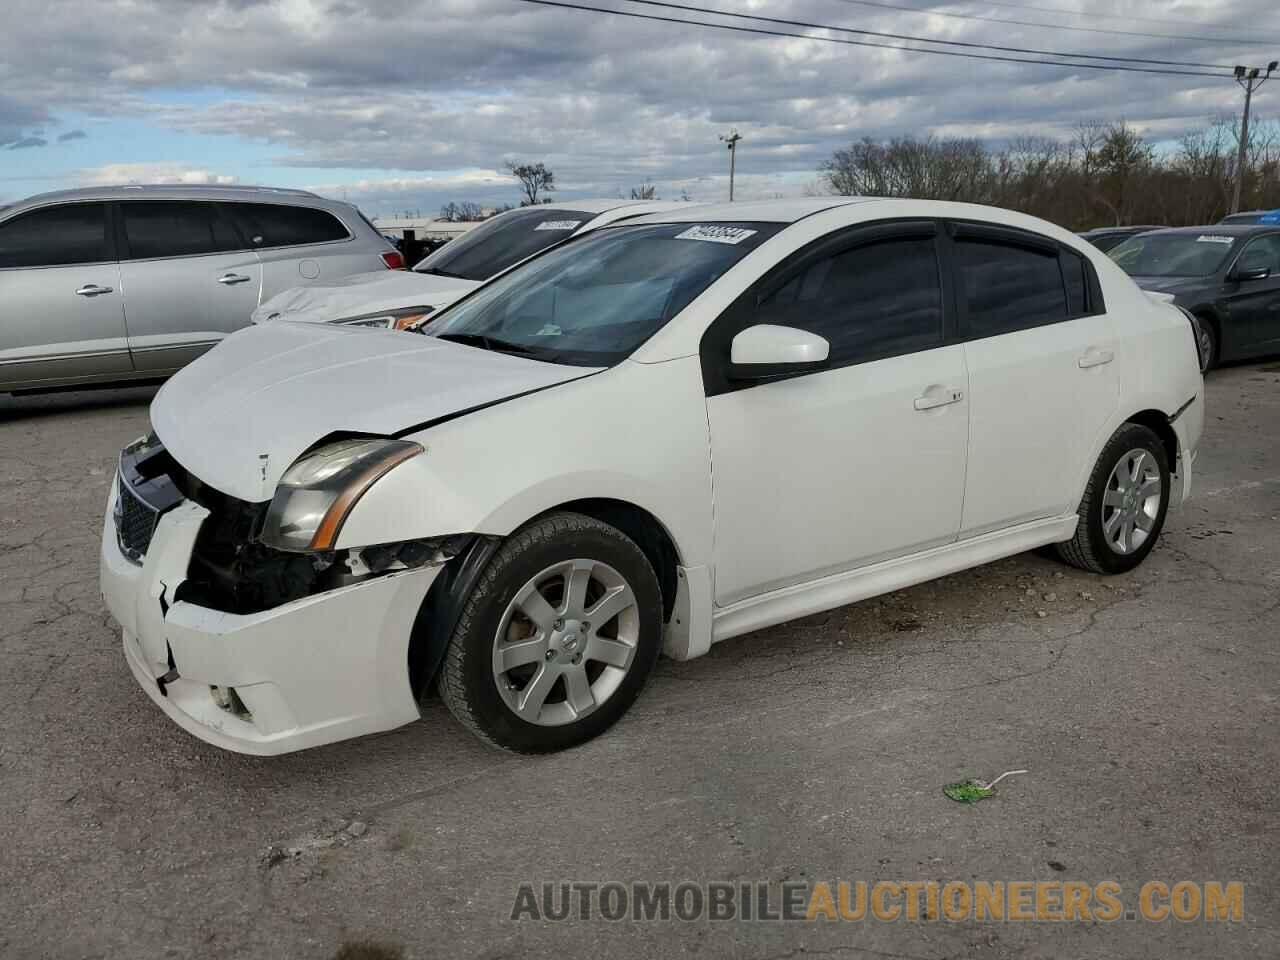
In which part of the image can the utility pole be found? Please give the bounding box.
[720,129,742,201]
[1231,61,1277,215]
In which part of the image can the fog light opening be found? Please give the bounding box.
[210,685,253,722]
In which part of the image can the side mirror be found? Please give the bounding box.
[728,324,830,380]
[1232,263,1271,282]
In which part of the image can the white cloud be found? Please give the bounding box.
[77,163,240,186]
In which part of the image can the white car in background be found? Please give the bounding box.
[251,199,696,330]
[102,198,1203,756]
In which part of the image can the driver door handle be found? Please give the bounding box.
[1078,348,1115,369]
[217,273,252,285]
[75,284,114,297]
[914,389,964,411]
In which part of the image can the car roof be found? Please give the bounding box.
[1133,224,1280,238]
[1079,225,1160,236]
[0,184,351,221]
[611,197,876,225]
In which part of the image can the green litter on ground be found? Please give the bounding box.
[943,780,995,804]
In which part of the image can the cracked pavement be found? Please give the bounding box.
[1,364,1277,959]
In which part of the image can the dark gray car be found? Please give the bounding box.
[0,185,400,394]
[1108,224,1280,371]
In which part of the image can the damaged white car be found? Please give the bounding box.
[102,198,1203,755]
[251,199,694,330]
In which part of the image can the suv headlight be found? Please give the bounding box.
[261,438,423,552]
[335,306,435,330]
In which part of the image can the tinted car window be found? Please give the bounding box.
[416,208,595,282]
[957,240,1067,336]
[226,203,350,248]
[425,222,780,366]
[1237,235,1280,274]
[120,201,242,259]
[1108,233,1237,278]
[0,203,108,269]
[756,237,944,364]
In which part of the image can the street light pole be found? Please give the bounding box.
[720,129,742,201]
[1231,61,1277,215]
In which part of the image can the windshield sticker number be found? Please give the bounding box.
[535,220,583,231]
[675,225,758,245]
[1196,235,1234,244]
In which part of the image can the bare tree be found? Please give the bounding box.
[629,181,657,200]
[505,160,556,206]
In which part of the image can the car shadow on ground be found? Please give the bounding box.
[0,385,161,424]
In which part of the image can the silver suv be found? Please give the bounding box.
[0,185,401,394]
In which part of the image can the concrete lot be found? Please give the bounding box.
[1,363,1277,960]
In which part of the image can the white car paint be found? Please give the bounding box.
[149,319,598,503]
[102,196,1204,754]
[250,199,698,326]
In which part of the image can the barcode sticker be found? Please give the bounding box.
[535,220,583,231]
[675,225,758,245]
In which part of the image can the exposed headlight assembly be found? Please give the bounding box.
[261,438,423,552]
[335,305,435,331]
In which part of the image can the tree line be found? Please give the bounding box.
[818,116,1280,229]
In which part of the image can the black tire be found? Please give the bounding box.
[1054,422,1171,575]
[1195,314,1218,372]
[438,511,663,753]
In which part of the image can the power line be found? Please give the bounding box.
[822,0,1278,46]
[509,0,1236,78]
[942,0,1280,35]
[618,0,1236,70]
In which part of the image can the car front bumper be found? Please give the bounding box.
[100,481,440,755]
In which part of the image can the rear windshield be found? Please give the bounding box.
[424,222,781,366]
[414,207,595,282]
[1108,233,1238,278]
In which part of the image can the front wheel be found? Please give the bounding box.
[438,512,663,753]
[1054,423,1171,575]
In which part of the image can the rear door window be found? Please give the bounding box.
[955,239,1068,337]
[0,203,109,268]
[225,203,350,248]
[120,201,243,260]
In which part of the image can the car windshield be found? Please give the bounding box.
[423,221,781,366]
[413,207,596,281]
[1108,233,1238,277]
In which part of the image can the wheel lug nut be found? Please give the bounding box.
[581,621,589,630]
[553,619,564,630]
[545,650,555,661]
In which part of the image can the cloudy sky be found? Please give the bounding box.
[0,0,1276,215]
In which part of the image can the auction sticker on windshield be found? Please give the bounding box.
[675,225,758,244]
[535,220,583,231]
[1196,235,1234,244]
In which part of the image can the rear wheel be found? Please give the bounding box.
[438,512,662,752]
[1055,423,1170,575]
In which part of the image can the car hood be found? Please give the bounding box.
[250,270,480,325]
[151,322,597,502]
[1129,276,1207,296]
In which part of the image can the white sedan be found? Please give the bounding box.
[101,198,1203,755]
[251,199,695,329]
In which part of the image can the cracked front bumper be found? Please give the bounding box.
[100,481,441,755]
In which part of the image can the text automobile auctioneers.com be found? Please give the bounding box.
[511,880,1245,924]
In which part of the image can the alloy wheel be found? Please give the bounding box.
[492,558,640,726]
[1101,448,1163,555]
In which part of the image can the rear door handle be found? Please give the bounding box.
[217,273,252,285]
[75,284,114,297]
[914,389,964,411]
[1078,348,1115,369]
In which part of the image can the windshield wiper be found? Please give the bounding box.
[416,266,469,280]
[436,332,541,357]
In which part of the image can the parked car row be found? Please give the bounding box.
[93,196,1205,756]
[1077,218,1280,371]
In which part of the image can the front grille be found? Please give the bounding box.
[113,436,186,564]
[115,475,160,562]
